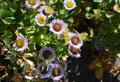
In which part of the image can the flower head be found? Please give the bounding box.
[13,36,28,52]
[68,32,83,48]
[49,19,66,35]
[35,13,47,26]
[105,11,114,18]
[55,60,67,72]
[113,4,120,13]
[39,47,56,61]
[50,64,64,81]
[38,6,54,18]
[64,0,76,10]
[37,63,52,78]
[68,45,81,58]
[25,0,40,9]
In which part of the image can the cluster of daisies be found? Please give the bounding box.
[12,0,87,81]
[13,36,68,81]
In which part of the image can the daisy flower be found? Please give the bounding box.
[105,11,114,18]
[55,60,67,72]
[37,63,52,78]
[68,32,83,48]
[13,36,28,52]
[39,47,56,61]
[35,13,47,26]
[113,4,120,13]
[64,0,76,10]
[50,64,64,81]
[68,44,81,58]
[37,6,54,18]
[48,19,66,35]
[25,0,40,9]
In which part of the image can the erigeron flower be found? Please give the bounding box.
[25,0,40,9]
[39,47,56,61]
[13,36,28,52]
[68,44,81,58]
[35,13,47,26]
[49,19,66,35]
[105,11,114,18]
[64,0,76,10]
[68,32,83,48]
[37,63,52,78]
[113,4,120,13]
[55,60,67,72]
[37,6,54,18]
[50,64,64,81]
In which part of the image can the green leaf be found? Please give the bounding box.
[1,19,11,25]
[94,0,103,3]
[95,67,104,79]
[0,9,4,17]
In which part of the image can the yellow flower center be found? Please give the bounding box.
[37,16,45,24]
[16,39,24,48]
[53,23,62,31]
[27,70,33,76]
[116,5,120,11]
[28,0,36,6]
[66,1,74,8]
[52,68,60,76]
[44,7,53,14]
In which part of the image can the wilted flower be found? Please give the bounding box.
[35,13,47,26]
[23,59,35,73]
[50,64,64,81]
[37,63,52,78]
[68,45,81,58]
[13,36,28,52]
[114,4,120,13]
[39,47,56,61]
[55,60,67,72]
[48,19,66,35]
[25,0,40,9]
[68,32,83,48]
[38,6,54,18]
[64,0,76,10]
